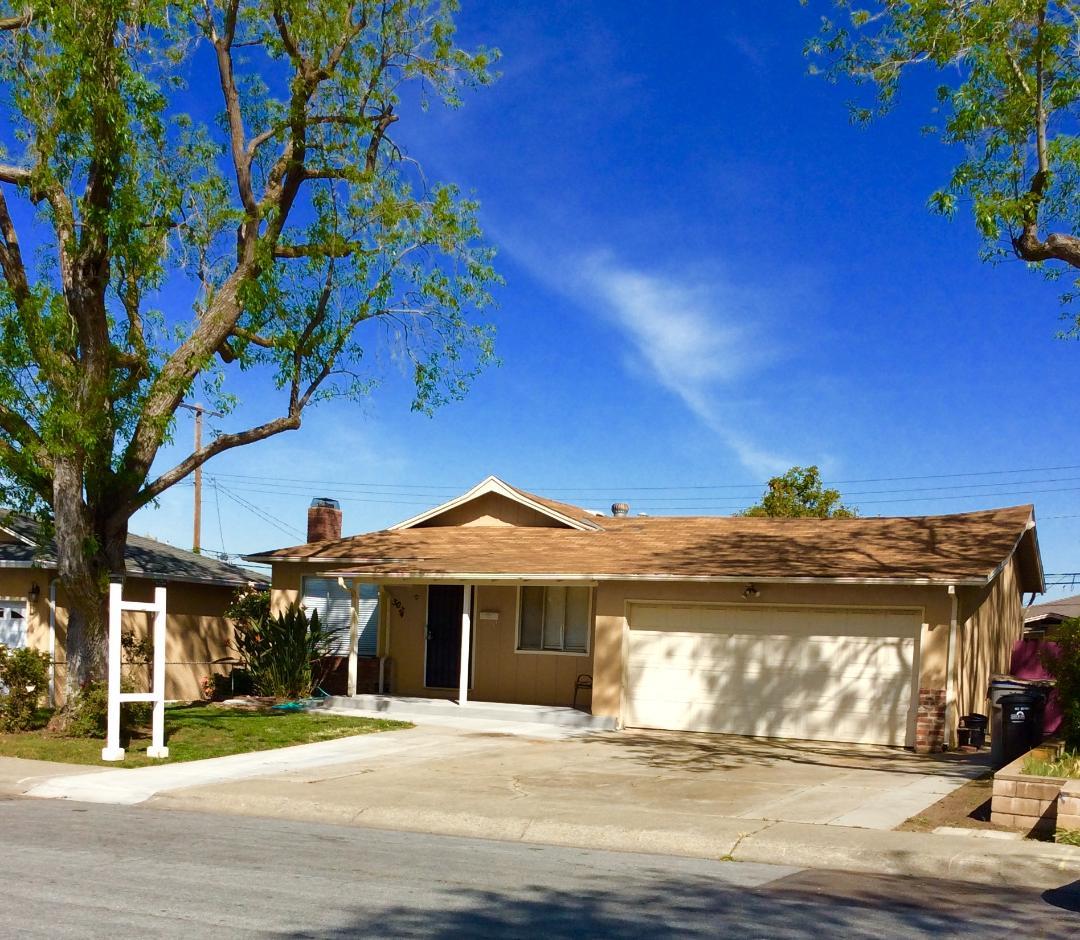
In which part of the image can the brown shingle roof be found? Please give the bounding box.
[248,504,1038,587]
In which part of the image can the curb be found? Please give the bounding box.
[151,789,1080,890]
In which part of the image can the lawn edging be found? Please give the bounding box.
[990,741,1070,838]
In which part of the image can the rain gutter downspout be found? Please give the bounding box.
[945,584,959,749]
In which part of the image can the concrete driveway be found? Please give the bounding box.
[149,725,989,844]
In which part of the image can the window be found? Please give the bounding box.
[0,599,27,649]
[518,586,590,653]
[301,578,379,657]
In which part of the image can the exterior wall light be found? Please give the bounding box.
[742,584,760,600]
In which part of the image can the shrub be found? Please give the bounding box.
[0,645,50,731]
[226,588,271,627]
[1043,618,1080,750]
[65,679,153,739]
[232,603,334,699]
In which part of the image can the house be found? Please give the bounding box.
[1022,592,1080,635]
[0,511,266,701]
[246,476,1045,752]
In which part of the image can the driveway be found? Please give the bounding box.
[147,725,989,841]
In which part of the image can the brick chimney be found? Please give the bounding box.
[307,497,342,543]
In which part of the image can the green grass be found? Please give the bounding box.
[1058,829,1080,847]
[1022,750,1080,779]
[0,703,410,768]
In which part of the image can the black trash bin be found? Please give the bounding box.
[988,677,1042,767]
[997,692,1043,769]
[958,713,988,749]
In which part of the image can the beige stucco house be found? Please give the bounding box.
[0,511,265,701]
[247,476,1044,753]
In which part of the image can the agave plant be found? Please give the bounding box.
[231,604,335,699]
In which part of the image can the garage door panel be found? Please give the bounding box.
[624,603,918,747]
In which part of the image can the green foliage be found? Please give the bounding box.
[1042,618,1080,749]
[0,2,500,673]
[226,588,271,628]
[742,465,857,518]
[65,679,153,739]
[0,645,50,731]
[807,1,1080,323]
[232,603,335,698]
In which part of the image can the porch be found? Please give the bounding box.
[324,577,600,717]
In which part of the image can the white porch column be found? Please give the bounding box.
[146,582,169,759]
[346,579,360,697]
[459,584,473,705]
[101,578,125,762]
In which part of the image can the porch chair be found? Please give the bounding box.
[573,673,592,711]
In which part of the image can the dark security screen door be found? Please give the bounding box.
[426,585,465,689]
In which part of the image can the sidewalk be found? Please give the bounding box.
[0,756,108,797]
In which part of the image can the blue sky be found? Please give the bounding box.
[129,2,1080,595]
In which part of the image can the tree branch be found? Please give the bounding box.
[132,412,302,510]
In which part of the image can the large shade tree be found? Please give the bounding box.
[0,0,498,703]
[808,1,1080,318]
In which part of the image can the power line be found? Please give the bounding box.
[200,472,1080,503]
[206,462,1080,497]
[213,481,305,540]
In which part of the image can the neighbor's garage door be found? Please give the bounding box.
[624,603,919,746]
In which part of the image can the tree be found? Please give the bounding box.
[741,465,857,518]
[0,0,498,706]
[807,1,1080,314]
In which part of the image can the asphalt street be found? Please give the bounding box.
[2,798,1077,938]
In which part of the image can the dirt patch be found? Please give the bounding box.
[898,773,1003,833]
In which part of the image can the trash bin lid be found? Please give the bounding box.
[998,691,1041,707]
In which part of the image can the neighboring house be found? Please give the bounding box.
[1022,592,1080,635]
[246,476,1045,753]
[0,511,266,701]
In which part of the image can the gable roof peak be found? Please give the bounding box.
[389,475,603,531]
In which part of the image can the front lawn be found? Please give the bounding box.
[0,703,410,768]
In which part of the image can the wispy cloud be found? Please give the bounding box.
[577,252,791,476]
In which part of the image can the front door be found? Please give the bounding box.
[426,585,465,689]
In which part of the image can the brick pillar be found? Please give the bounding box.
[915,688,946,753]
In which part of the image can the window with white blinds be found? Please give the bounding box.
[518,586,590,653]
[301,578,379,657]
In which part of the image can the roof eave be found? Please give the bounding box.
[321,569,988,587]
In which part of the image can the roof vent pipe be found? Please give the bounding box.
[611,502,630,517]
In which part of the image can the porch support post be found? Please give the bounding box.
[146,582,169,759]
[342,578,359,697]
[101,578,125,762]
[459,584,473,705]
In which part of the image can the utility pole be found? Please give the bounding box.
[178,403,223,553]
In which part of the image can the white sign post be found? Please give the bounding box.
[101,578,169,762]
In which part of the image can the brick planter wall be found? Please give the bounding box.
[991,742,1068,838]
[1059,780,1080,835]
[915,688,946,754]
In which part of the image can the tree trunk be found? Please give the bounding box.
[50,458,128,722]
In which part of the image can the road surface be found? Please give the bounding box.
[2,798,1076,937]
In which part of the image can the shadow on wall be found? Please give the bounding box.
[282,871,1079,938]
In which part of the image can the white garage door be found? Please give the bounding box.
[624,603,919,746]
